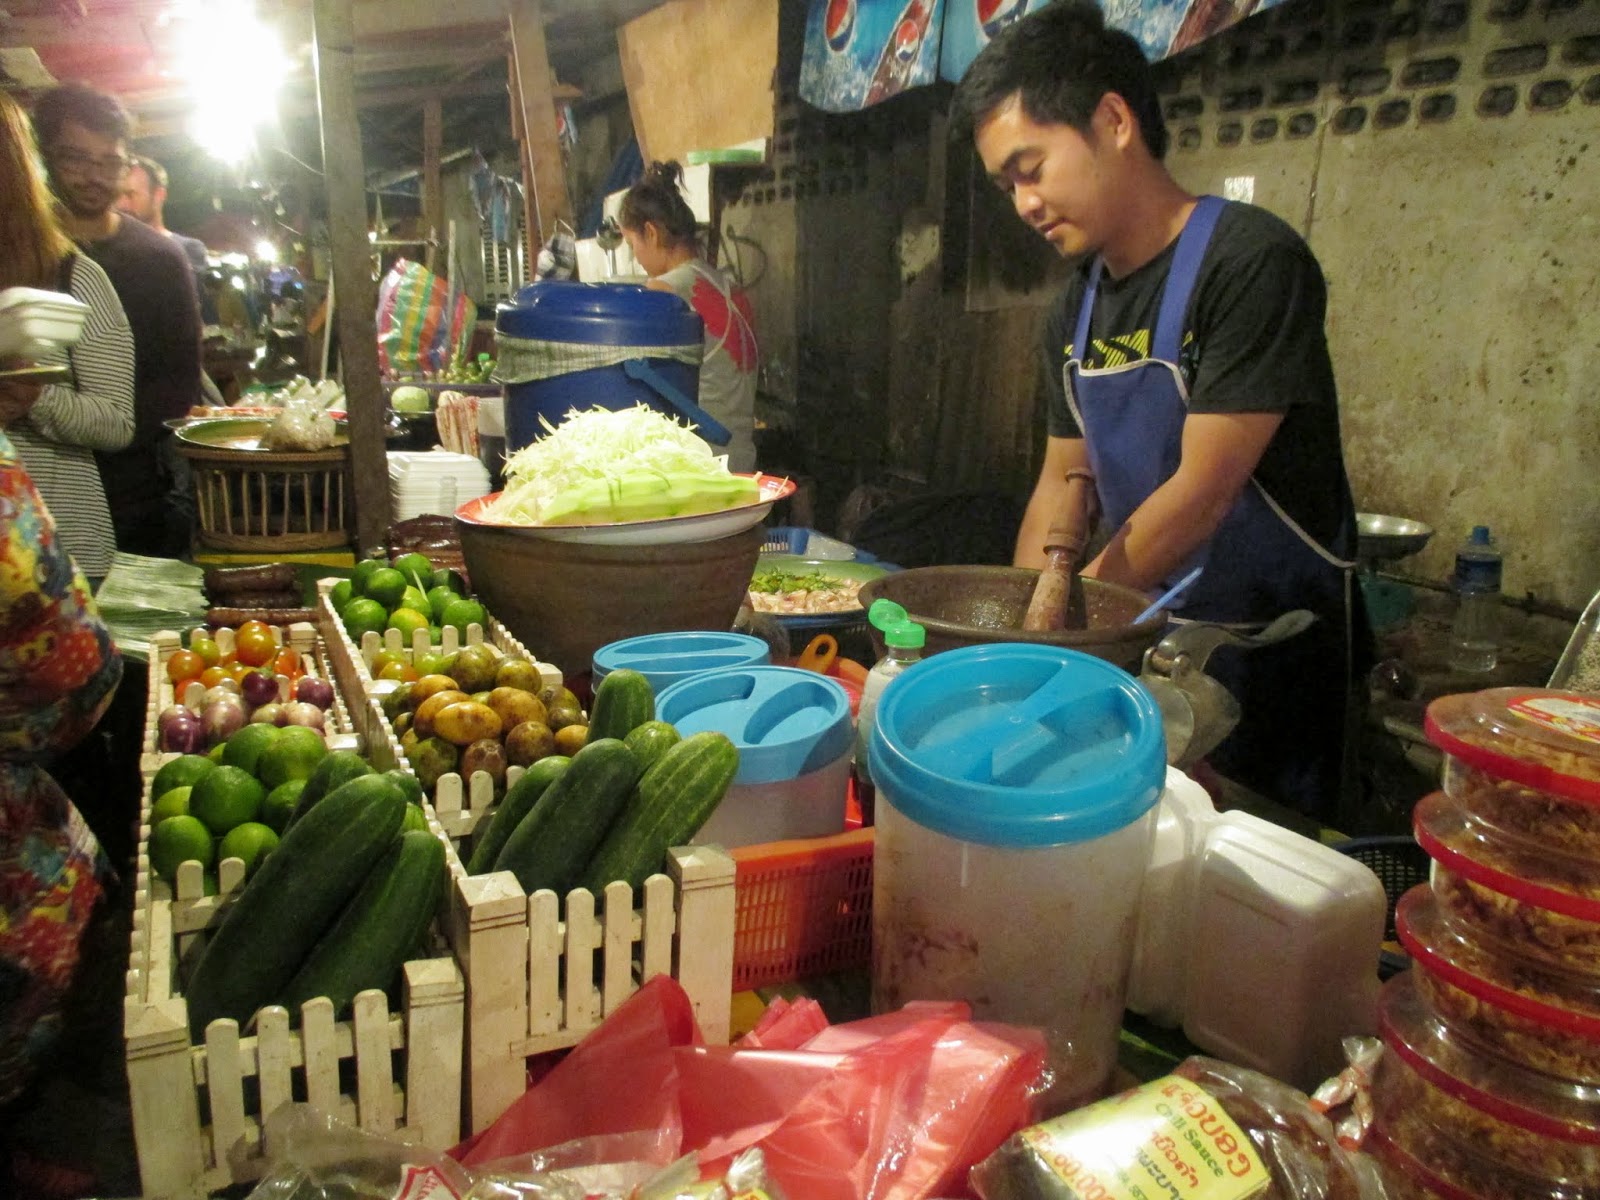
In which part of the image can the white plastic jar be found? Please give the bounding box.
[869,643,1166,1113]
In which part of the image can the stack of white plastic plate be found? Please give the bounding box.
[387,450,491,520]
[0,287,91,359]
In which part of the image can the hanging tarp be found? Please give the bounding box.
[802,0,1290,111]
[799,0,946,113]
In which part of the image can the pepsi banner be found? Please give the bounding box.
[799,0,946,113]
[801,0,1287,111]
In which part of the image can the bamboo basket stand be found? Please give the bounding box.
[180,443,352,552]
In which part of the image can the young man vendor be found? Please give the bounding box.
[954,0,1371,823]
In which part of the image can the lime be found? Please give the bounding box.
[150,815,217,883]
[261,779,305,832]
[387,606,432,643]
[364,567,408,611]
[218,822,280,878]
[398,586,431,616]
[381,681,415,721]
[207,742,227,763]
[342,597,389,642]
[329,579,354,612]
[350,557,387,596]
[431,567,466,592]
[426,585,459,623]
[222,722,283,775]
[150,786,193,824]
[256,726,328,790]
[151,754,217,800]
[392,552,435,588]
[189,765,266,836]
[414,649,451,678]
[440,597,487,637]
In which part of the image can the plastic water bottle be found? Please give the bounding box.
[853,599,925,825]
[1449,525,1502,673]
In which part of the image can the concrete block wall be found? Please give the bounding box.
[730,0,1599,608]
[1133,0,1600,608]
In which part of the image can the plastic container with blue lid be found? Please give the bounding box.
[656,666,854,847]
[591,631,771,695]
[869,643,1166,1112]
[494,280,721,452]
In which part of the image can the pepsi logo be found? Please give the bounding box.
[893,16,921,62]
[978,0,1027,40]
[825,0,856,51]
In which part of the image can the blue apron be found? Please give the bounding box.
[1064,196,1365,819]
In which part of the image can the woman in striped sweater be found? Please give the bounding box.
[0,92,133,583]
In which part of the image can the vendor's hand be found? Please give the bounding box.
[0,381,43,427]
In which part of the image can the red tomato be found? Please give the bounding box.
[272,647,303,679]
[235,626,277,668]
[166,649,205,685]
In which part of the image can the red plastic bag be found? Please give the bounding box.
[453,977,1048,1200]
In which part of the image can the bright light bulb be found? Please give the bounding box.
[254,239,278,262]
[175,0,290,164]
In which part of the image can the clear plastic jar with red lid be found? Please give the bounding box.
[1415,791,1600,973]
[1425,690,1600,856]
[1375,971,1600,1189]
[1366,1125,1591,1200]
[1397,886,1600,1083]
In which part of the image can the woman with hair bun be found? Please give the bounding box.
[619,160,759,472]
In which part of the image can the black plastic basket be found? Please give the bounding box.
[1334,834,1432,978]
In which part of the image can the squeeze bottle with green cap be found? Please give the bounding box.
[853,598,925,824]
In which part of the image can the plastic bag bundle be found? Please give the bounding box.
[377,258,473,379]
[970,1056,1393,1200]
[261,394,338,451]
[453,976,1049,1200]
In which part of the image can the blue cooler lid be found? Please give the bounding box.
[495,280,702,345]
[656,666,853,785]
[592,632,771,693]
[870,644,1165,848]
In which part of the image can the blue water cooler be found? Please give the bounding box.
[494,280,728,452]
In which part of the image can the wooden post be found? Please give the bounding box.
[668,846,736,1045]
[125,998,208,1200]
[312,0,389,557]
[451,870,531,1133]
[402,957,466,1149]
[422,95,443,274]
[507,0,573,252]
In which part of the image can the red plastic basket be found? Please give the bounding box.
[731,827,875,991]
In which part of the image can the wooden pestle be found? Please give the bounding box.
[1022,469,1098,632]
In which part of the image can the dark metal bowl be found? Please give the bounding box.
[857,566,1169,673]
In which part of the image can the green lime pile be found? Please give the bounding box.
[440,352,495,384]
[147,729,428,890]
[331,552,484,647]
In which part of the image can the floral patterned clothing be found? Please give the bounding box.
[0,429,117,1104]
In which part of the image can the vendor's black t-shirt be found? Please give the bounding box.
[1040,201,1355,554]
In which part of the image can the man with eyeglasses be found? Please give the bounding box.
[33,82,202,559]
